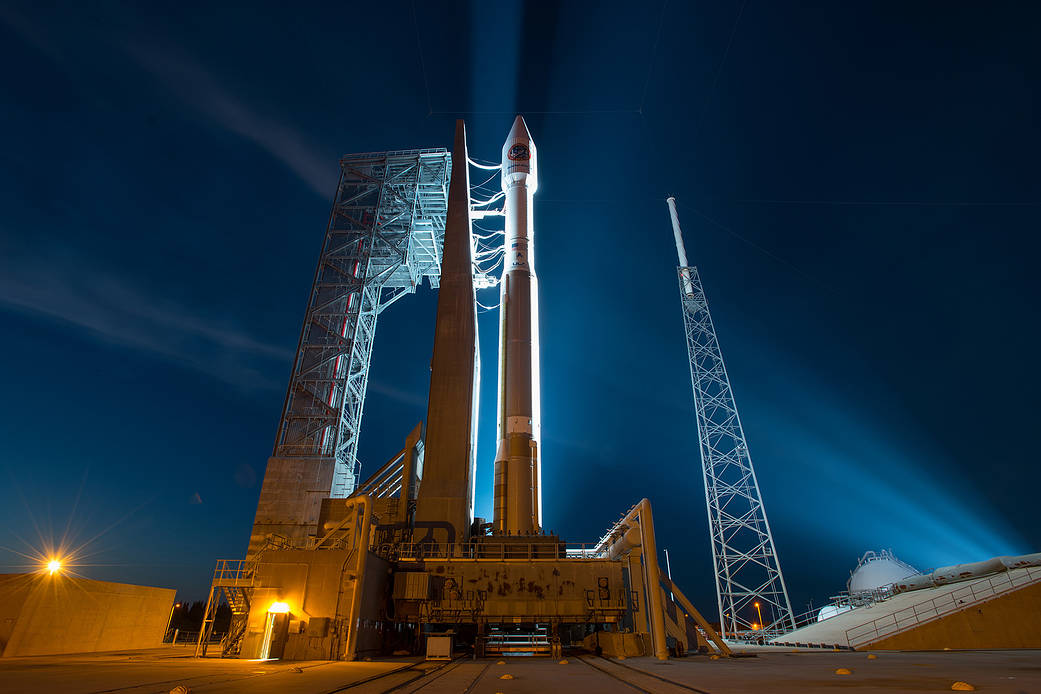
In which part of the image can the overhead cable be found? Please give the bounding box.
[473,170,500,190]
[468,158,501,171]
[470,191,505,207]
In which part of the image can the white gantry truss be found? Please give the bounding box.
[273,149,451,498]
[677,265,796,638]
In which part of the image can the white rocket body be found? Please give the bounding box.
[493,116,542,535]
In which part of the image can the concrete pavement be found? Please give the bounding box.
[1,646,1038,693]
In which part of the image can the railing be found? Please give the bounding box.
[844,565,1041,648]
[789,606,825,630]
[262,534,295,551]
[375,541,605,561]
[211,559,258,586]
[727,624,796,643]
[165,630,224,645]
[826,585,897,610]
[306,533,355,551]
[340,147,448,162]
[483,633,552,654]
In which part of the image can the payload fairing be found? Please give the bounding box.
[493,116,542,535]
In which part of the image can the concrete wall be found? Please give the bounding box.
[1,574,174,657]
[238,548,393,661]
[0,575,36,654]
[241,548,355,660]
[353,554,389,656]
[869,581,1041,650]
[249,455,333,556]
[582,631,649,657]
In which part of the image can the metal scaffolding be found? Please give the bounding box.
[273,149,451,498]
[667,197,795,639]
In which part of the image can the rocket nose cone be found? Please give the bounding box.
[502,115,537,192]
[507,115,531,143]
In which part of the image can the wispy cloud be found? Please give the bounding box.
[0,5,63,65]
[1,6,333,197]
[0,5,118,111]
[126,43,333,197]
[0,250,443,406]
[0,251,292,391]
[367,380,428,408]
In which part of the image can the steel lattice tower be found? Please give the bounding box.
[667,198,796,638]
[273,149,451,498]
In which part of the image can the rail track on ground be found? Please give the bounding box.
[575,655,715,694]
[323,657,461,693]
[323,655,497,693]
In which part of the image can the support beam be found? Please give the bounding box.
[661,575,733,656]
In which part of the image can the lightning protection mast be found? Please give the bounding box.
[666,197,796,639]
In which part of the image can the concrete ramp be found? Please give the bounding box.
[772,565,1041,650]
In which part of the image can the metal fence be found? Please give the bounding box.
[164,630,224,646]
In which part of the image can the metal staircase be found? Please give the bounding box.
[195,560,257,657]
[220,584,251,657]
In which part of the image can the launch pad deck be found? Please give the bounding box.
[2,647,1038,694]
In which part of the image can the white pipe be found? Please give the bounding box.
[629,499,669,661]
[590,499,671,659]
[664,549,674,601]
[666,197,694,296]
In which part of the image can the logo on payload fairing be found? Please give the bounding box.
[507,143,530,161]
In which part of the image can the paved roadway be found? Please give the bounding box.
[1,646,1038,693]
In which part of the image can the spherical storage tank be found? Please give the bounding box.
[816,604,853,621]
[848,550,920,594]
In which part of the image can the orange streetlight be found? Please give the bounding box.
[165,602,182,642]
[754,601,763,629]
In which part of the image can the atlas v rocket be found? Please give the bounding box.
[493,116,542,536]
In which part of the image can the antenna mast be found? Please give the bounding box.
[666,196,796,638]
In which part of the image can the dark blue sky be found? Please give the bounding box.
[1,2,1038,614]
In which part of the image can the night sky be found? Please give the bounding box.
[2,2,1038,616]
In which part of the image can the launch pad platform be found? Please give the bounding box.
[192,118,733,664]
[3,647,1039,693]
